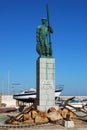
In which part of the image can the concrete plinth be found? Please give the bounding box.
[36,57,57,111]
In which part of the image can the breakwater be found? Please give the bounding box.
[60,96,87,100]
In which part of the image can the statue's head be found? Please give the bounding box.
[41,18,47,24]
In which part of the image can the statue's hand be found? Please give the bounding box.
[48,25,51,30]
[48,25,53,33]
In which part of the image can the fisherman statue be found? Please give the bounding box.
[36,5,53,57]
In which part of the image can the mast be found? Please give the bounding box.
[46,4,52,56]
[7,70,10,94]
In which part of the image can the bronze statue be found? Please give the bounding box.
[36,4,53,57]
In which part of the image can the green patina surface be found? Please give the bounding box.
[36,5,53,58]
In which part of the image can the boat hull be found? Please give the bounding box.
[13,89,63,101]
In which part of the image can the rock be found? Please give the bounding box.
[47,111,62,121]
[38,111,47,118]
[62,108,75,120]
[35,115,49,124]
[28,111,32,117]
[23,119,34,124]
[11,121,21,125]
[57,108,62,115]
[23,114,31,121]
[48,107,56,113]
[31,110,38,119]
[62,108,69,119]
[69,111,75,120]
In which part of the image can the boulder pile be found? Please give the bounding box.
[5,105,75,125]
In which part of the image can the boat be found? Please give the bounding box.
[13,87,63,102]
[0,107,17,113]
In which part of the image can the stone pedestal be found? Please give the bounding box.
[36,57,58,111]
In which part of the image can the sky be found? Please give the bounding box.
[0,0,87,95]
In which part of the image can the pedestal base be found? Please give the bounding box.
[36,58,55,111]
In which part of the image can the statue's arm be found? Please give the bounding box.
[36,26,41,43]
[48,25,53,33]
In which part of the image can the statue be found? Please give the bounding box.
[36,4,53,57]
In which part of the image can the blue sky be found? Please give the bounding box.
[0,0,87,95]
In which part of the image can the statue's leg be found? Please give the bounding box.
[36,43,44,57]
[41,41,45,56]
[45,44,49,56]
[49,44,52,56]
[36,43,40,55]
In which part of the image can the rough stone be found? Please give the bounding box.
[23,114,31,121]
[31,110,38,119]
[47,111,62,121]
[35,115,49,124]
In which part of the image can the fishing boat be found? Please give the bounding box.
[13,87,63,102]
[0,107,17,113]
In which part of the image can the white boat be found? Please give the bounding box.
[13,87,63,102]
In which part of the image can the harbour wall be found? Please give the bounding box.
[60,96,87,100]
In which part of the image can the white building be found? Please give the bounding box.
[0,94,16,107]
